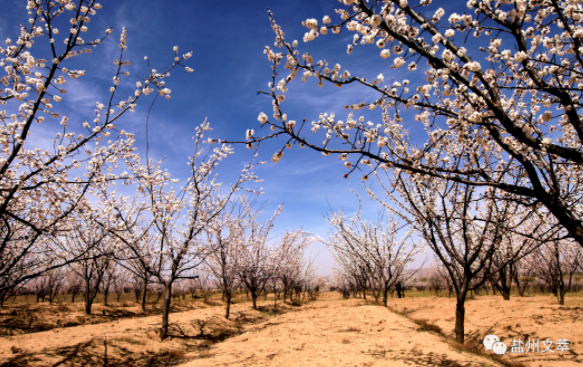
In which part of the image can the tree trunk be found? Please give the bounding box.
[71,290,78,303]
[141,279,148,311]
[251,292,258,310]
[103,290,109,306]
[558,284,565,305]
[85,291,93,315]
[159,282,173,341]
[501,287,511,300]
[382,287,388,307]
[225,292,232,319]
[455,295,466,344]
[513,273,528,297]
[134,288,141,303]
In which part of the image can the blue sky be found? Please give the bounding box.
[2,0,475,274]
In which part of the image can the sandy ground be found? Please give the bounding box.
[385,295,583,367]
[0,297,268,366]
[0,298,204,336]
[182,294,501,367]
[0,292,580,367]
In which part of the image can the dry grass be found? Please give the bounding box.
[412,318,443,335]
[112,336,143,345]
[344,326,361,332]
[288,299,303,307]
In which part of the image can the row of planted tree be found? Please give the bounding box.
[233,0,583,346]
[0,0,322,341]
[2,185,317,340]
[330,250,583,302]
[324,181,583,344]
[15,242,320,318]
[4,0,583,347]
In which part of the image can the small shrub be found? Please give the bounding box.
[345,327,361,332]
[412,318,443,335]
[198,351,215,359]
[341,338,351,344]
[11,346,22,354]
[289,299,303,307]
[57,305,71,313]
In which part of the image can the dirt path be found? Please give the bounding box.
[183,299,502,367]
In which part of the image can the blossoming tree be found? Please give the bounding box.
[0,0,193,295]
[325,192,425,307]
[372,170,553,343]
[99,120,261,340]
[236,206,282,310]
[530,238,583,305]
[243,0,583,248]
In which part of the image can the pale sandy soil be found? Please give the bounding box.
[1,292,579,367]
[0,297,270,366]
[385,294,583,367]
[0,298,205,336]
[182,294,502,367]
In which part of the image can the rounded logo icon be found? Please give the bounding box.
[483,335,500,351]
[492,341,507,355]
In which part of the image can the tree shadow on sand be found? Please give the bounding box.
[0,302,207,337]
[0,337,189,367]
[390,346,492,367]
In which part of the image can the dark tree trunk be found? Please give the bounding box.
[455,294,466,344]
[396,283,403,299]
[159,282,173,341]
[501,287,511,300]
[85,289,93,315]
[495,266,512,301]
[70,286,80,303]
[251,292,258,310]
[141,279,148,311]
[225,292,232,319]
[134,287,141,303]
[552,286,558,296]
[103,291,108,306]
